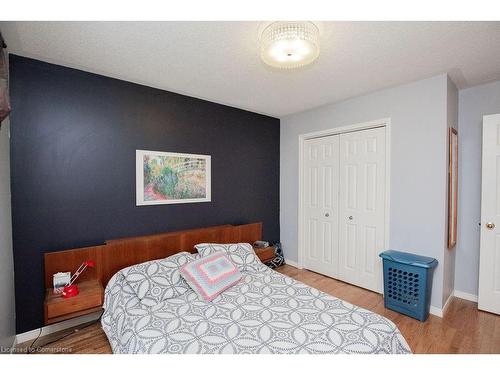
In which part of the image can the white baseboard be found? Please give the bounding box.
[427,289,477,318]
[441,292,454,316]
[16,310,102,344]
[284,258,299,268]
[10,336,17,354]
[429,305,443,318]
[453,290,478,302]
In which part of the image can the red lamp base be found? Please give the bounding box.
[62,284,79,298]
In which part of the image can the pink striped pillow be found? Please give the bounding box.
[180,252,242,301]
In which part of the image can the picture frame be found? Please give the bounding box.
[448,128,458,248]
[136,150,211,206]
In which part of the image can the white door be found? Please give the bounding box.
[302,126,386,293]
[303,135,340,279]
[338,127,386,293]
[478,113,500,315]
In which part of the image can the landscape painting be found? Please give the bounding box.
[136,150,211,205]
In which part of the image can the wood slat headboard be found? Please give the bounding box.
[44,222,262,287]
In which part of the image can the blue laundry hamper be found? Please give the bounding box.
[379,250,438,321]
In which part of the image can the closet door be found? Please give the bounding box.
[303,135,340,279]
[478,113,500,315]
[338,127,386,293]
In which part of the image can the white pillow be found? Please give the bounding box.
[121,252,194,307]
[194,243,263,272]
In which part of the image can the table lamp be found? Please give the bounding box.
[62,260,95,298]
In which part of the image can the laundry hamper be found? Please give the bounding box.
[379,250,438,321]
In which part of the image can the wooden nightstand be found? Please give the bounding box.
[44,279,104,325]
[254,246,276,264]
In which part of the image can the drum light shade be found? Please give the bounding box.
[260,21,320,69]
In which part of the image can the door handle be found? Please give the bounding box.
[348,215,353,220]
[486,222,496,230]
[325,213,330,217]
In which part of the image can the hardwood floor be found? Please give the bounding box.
[19,265,500,354]
[278,265,500,354]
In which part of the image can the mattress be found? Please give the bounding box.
[101,257,411,354]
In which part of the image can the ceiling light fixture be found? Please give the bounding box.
[260,21,320,69]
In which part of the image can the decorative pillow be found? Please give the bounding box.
[122,252,194,307]
[194,243,262,272]
[180,252,242,301]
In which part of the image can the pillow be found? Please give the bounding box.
[194,243,262,272]
[121,252,194,307]
[180,252,242,301]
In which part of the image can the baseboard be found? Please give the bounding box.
[284,258,299,268]
[453,290,478,302]
[429,305,443,318]
[10,336,17,354]
[428,290,477,318]
[16,310,102,344]
[441,292,454,316]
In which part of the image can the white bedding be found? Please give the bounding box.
[101,253,411,354]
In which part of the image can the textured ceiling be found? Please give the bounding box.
[1,21,500,117]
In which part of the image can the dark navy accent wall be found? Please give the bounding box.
[9,55,280,333]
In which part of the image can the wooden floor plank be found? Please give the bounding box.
[18,264,500,354]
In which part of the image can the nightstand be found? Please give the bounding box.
[44,279,104,325]
[254,246,276,264]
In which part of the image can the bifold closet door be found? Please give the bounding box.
[338,127,386,293]
[303,135,340,279]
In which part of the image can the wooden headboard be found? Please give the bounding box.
[44,222,262,288]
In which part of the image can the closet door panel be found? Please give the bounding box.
[303,136,340,278]
[339,127,385,292]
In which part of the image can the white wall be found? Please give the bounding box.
[280,74,449,310]
[455,79,500,296]
[442,77,458,306]
[0,117,16,349]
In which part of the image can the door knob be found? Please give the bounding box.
[486,222,496,230]
[348,215,353,220]
[325,213,330,217]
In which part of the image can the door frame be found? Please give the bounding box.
[297,118,392,274]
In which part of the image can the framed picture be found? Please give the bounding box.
[136,150,211,205]
[448,128,458,248]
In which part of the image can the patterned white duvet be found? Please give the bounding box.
[101,254,411,354]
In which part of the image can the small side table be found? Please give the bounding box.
[254,246,276,264]
[44,279,104,325]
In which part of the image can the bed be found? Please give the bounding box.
[43,223,410,354]
[101,245,411,354]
